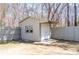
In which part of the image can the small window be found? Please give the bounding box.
[25,25,33,33]
[30,30,33,33]
[25,26,29,33]
[26,30,29,32]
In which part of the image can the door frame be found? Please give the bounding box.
[40,23,50,41]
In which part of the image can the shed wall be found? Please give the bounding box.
[20,18,40,42]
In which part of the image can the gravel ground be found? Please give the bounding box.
[0,40,79,55]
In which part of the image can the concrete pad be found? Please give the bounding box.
[33,39,57,45]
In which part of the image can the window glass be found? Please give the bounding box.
[25,25,33,33]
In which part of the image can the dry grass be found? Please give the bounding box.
[0,40,79,55]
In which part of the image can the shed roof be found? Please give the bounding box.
[19,16,32,23]
[19,16,48,23]
[19,16,58,24]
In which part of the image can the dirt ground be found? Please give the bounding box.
[0,40,79,55]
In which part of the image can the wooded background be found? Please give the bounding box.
[0,3,79,28]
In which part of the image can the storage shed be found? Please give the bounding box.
[19,16,52,42]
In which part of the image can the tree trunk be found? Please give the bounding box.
[74,3,77,26]
[47,4,52,39]
[67,3,70,26]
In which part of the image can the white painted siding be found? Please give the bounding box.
[20,18,40,42]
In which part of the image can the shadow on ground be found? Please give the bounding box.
[1,39,79,53]
[50,39,79,52]
[33,39,79,52]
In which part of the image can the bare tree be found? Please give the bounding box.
[41,4,44,18]
[43,3,61,38]
[0,4,8,27]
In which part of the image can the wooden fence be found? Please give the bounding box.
[0,27,21,43]
[51,26,79,41]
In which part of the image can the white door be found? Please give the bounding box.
[41,23,50,41]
